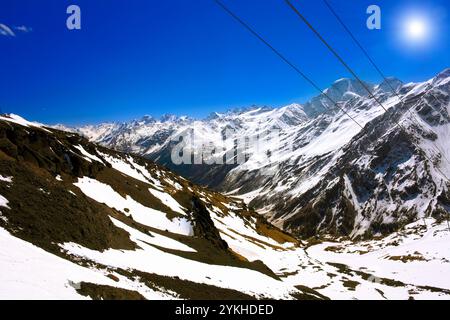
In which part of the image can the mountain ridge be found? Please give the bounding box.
[48,70,450,240]
[2,113,450,299]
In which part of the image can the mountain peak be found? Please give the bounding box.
[325,78,371,100]
[206,112,222,120]
[302,78,374,116]
[435,68,450,81]
[376,77,403,93]
[140,115,156,124]
[228,105,273,116]
[160,114,178,122]
[280,103,307,116]
[332,77,352,85]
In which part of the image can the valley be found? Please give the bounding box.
[1,69,449,300]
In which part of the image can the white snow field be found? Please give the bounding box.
[306,218,450,294]
[2,212,449,300]
[0,114,51,133]
[0,227,174,300]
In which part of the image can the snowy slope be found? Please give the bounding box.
[0,116,304,299]
[261,69,450,238]
[1,108,450,299]
[0,227,173,300]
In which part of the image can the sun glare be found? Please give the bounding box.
[405,17,428,41]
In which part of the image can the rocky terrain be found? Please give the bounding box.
[2,114,449,299]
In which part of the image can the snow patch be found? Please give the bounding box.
[0,195,10,209]
[74,177,193,236]
[73,145,104,163]
[0,114,51,133]
[0,175,13,183]
[148,188,186,216]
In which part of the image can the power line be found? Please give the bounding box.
[322,0,398,96]
[325,0,449,120]
[285,0,392,114]
[213,0,364,130]
[322,0,450,163]
[284,0,450,180]
[214,0,450,180]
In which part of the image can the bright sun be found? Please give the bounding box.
[395,8,438,51]
[404,17,429,42]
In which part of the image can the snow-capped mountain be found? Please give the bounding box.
[303,78,374,117]
[239,71,450,239]
[2,114,450,300]
[55,69,450,240]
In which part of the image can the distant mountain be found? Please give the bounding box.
[303,78,374,117]
[54,70,450,240]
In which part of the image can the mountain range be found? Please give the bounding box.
[56,69,450,240]
[1,112,450,299]
[1,69,450,299]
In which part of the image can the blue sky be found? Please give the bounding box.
[0,0,449,125]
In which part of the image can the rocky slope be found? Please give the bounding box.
[231,70,450,239]
[1,114,450,300]
[0,114,299,299]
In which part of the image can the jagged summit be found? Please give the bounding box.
[160,114,178,122]
[325,78,372,100]
[140,115,156,123]
[376,77,403,93]
[436,67,450,79]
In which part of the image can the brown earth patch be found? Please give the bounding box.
[76,282,145,300]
